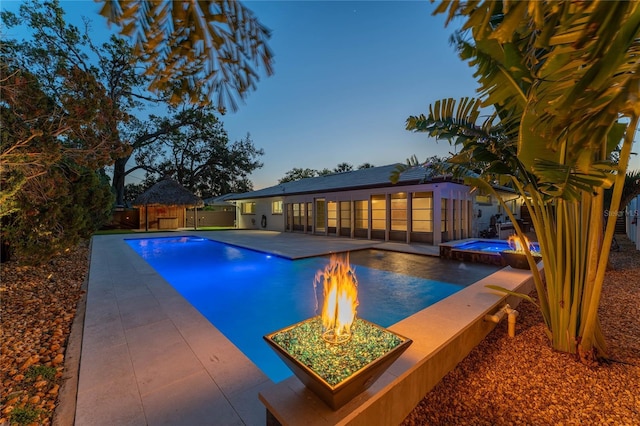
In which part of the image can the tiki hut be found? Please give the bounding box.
[133,178,204,231]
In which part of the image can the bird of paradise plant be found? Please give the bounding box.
[397,1,639,363]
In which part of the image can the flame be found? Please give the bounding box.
[507,234,534,252]
[314,253,359,344]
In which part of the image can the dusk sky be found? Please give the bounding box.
[223,0,482,189]
[3,1,639,190]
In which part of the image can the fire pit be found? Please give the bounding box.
[263,253,412,410]
[500,235,542,270]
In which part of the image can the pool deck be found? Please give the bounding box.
[69,231,445,425]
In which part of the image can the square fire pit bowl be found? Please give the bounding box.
[264,316,412,410]
[500,250,543,270]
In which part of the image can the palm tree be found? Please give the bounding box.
[404,1,639,363]
[97,0,274,111]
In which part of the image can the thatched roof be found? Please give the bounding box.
[133,178,204,207]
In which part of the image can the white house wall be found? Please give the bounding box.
[235,182,486,245]
[234,183,529,245]
[236,197,286,230]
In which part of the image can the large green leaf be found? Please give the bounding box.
[485,285,539,308]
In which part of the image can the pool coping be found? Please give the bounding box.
[70,230,536,425]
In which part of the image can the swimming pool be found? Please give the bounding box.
[126,236,498,382]
[454,240,540,253]
[440,239,541,266]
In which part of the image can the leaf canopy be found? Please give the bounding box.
[98,0,274,111]
[436,0,640,200]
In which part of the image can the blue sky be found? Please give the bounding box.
[3,1,639,190]
[226,1,481,188]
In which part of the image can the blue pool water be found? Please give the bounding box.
[454,240,540,253]
[126,236,465,382]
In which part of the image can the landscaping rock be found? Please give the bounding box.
[0,243,88,426]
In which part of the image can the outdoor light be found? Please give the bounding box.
[500,235,542,269]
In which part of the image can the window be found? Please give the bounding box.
[340,201,351,226]
[241,202,256,214]
[292,203,303,226]
[272,200,283,214]
[371,194,386,230]
[412,192,433,232]
[354,200,368,229]
[390,193,407,231]
[327,201,337,228]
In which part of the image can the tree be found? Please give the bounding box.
[357,163,375,169]
[134,110,263,198]
[111,107,213,205]
[2,1,145,206]
[278,162,375,184]
[124,173,159,205]
[3,166,114,264]
[404,1,640,362]
[334,162,354,173]
[97,0,274,111]
[278,168,319,184]
[2,1,267,206]
[0,62,127,218]
[0,63,122,263]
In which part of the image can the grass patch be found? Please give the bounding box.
[9,405,40,425]
[94,227,235,235]
[191,226,235,231]
[25,365,56,381]
[93,229,138,235]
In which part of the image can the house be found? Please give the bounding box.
[229,164,524,245]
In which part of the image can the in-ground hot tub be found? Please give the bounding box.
[440,239,540,266]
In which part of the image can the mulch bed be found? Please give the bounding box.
[1,236,638,425]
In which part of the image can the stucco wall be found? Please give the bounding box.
[236,199,286,231]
